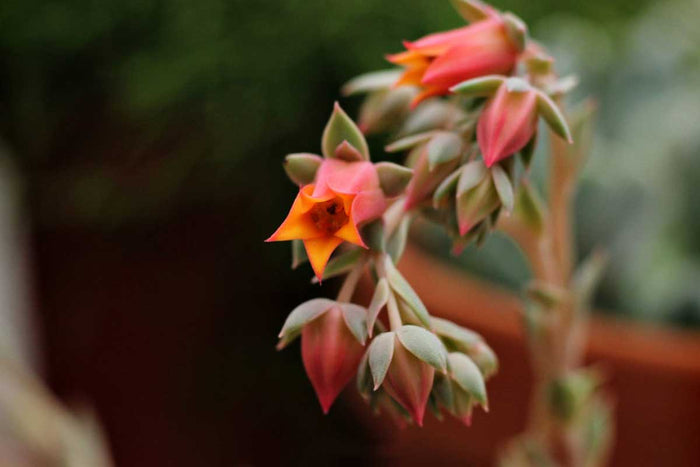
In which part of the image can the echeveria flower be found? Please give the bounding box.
[267,158,386,279]
[387,16,519,106]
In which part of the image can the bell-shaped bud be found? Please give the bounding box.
[300,303,368,413]
[368,328,442,426]
[477,79,539,167]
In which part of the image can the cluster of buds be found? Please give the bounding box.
[267,0,586,436]
[346,0,575,252]
[269,104,497,426]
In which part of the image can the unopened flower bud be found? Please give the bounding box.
[302,304,367,413]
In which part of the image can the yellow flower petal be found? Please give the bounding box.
[304,236,344,280]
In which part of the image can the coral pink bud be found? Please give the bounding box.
[477,81,538,167]
[388,17,519,106]
[382,336,435,426]
[301,305,366,413]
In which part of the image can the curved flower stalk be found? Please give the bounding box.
[268,0,612,465]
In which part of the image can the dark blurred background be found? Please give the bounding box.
[0,0,699,465]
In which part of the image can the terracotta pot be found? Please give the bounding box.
[355,244,700,466]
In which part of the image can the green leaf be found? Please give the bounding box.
[427,132,462,171]
[456,160,487,197]
[341,303,368,345]
[283,153,323,186]
[367,279,390,337]
[536,92,573,143]
[321,102,369,160]
[519,134,538,169]
[397,325,447,371]
[571,250,607,317]
[277,298,335,349]
[433,168,461,208]
[375,162,413,197]
[342,69,402,96]
[368,332,395,389]
[384,256,431,327]
[448,352,488,406]
[450,75,504,97]
[385,131,436,153]
[491,164,514,212]
[291,239,308,269]
[457,176,500,235]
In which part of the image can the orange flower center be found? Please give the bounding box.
[309,198,349,235]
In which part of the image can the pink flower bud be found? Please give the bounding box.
[301,305,365,413]
[382,336,435,426]
[477,81,538,167]
[388,16,519,106]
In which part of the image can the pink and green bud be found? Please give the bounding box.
[302,304,367,413]
[366,326,447,426]
[477,79,539,167]
[278,299,368,413]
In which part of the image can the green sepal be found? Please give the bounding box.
[491,164,515,212]
[386,215,411,263]
[367,278,390,337]
[356,350,373,397]
[448,352,488,407]
[368,332,396,389]
[385,131,436,153]
[341,69,402,96]
[375,162,413,197]
[449,0,491,23]
[433,168,462,208]
[397,325,448,372]
[502,12,528,52]
[340,303,369,345]
[284,153,323,186]
[276,298,335,349]
[427,132,463,171]
[536,92,573,143]
[519,133,538,169]
[450,75,504,97]
[431,317,483,350]
[322,102,370,160]
[457,176,500,235]
[456,160,488,197]
[361,219,386,252]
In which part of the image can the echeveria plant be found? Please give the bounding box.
[267,1,611,464]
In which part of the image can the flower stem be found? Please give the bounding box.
[386,293,403,331]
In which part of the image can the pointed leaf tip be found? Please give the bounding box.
[322,104,370,160]
[284,153,323,186]
[369,332,396,389]
[397,325,448,371]
[375,162,413,197]
[536,92,573,143]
